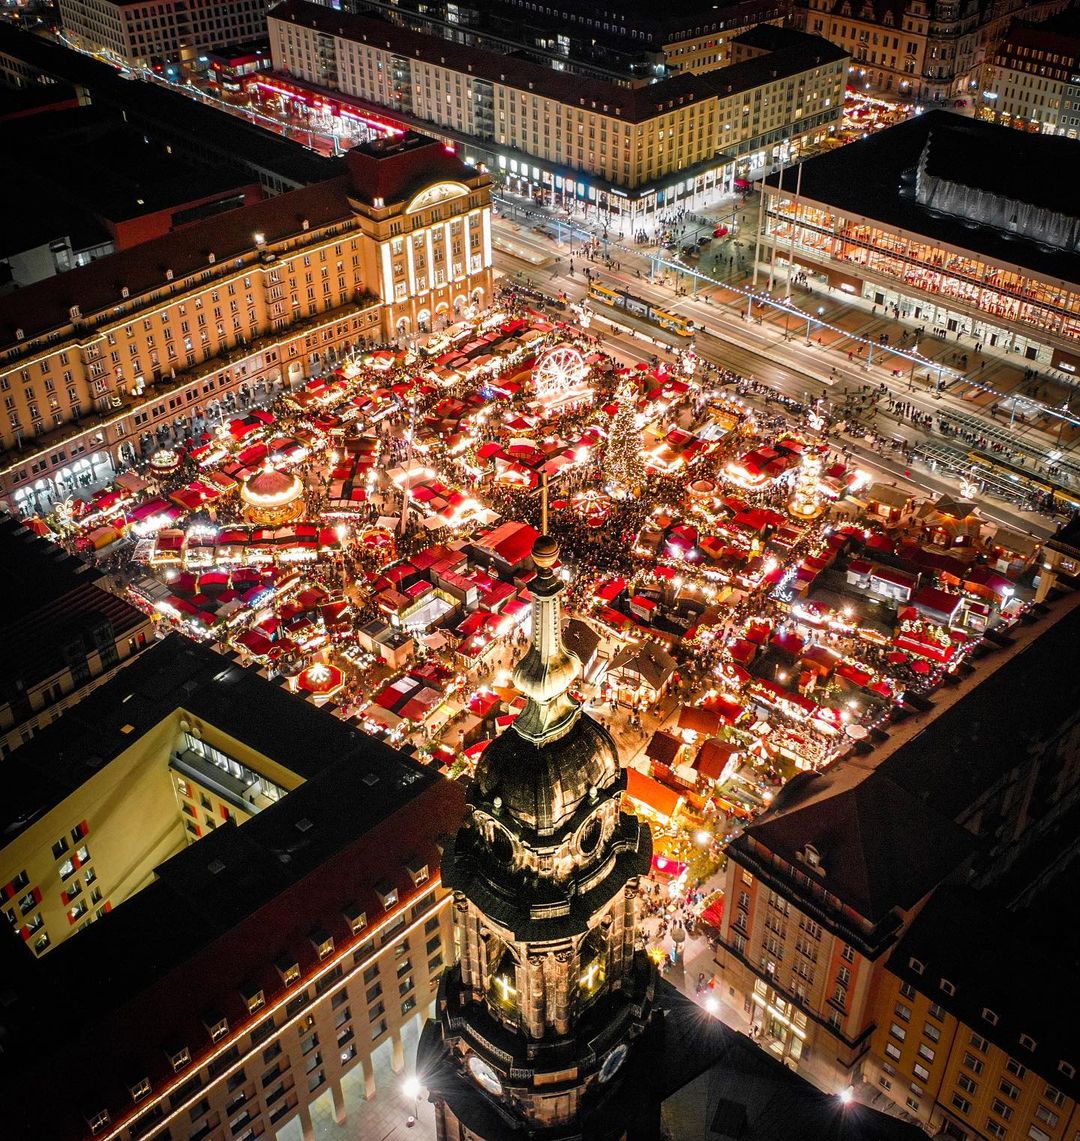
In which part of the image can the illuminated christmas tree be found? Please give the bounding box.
[604,384,646,498]
[788,446,825,520]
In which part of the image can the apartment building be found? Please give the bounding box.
[980,8,1080,136]
[58,0,267,70]
[268,1,847,218]
[0,511,152,761]
[713,591,1080,1089]
[759,112,1080,376]
[0,634,466,1140]
[866,887,1080,1141]
[0,132,492,513]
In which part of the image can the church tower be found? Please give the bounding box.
[418,533,656,1139]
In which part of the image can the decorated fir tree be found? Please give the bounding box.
[604,383,646,498]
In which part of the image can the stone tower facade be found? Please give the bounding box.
[418,534,656,1139]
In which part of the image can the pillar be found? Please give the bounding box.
[391,1030,405,1073]
[299,1103,315,1141]
[331,1079,347,1126]
[362,1055,377,1100]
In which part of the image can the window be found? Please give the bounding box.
[87,1110,110,1134]
[204,1013,229,1042]
[1058,1061,1075,1079]
[958,1073,978,1094]
[1035,1104,1059,1128]
[130,1077,151,1102]
[899,981,916,999]
[918,1043,935,1063]
[963,1052,984,1075]
[970,1033,989,1053]
[986,1122,1006,1139]
[1028,1128,1050,1141]
[983,1008,999,1026]
[1044,1086,1065,1108]
[890,1023,907,1042]
[1005,1057,1026,1079]
[999,1079,1021,1100]
[895,1003,912,1022]
[950,1093,971,1114]
[914,1063,930,1082]
[990,1098,1013,1121]
[941,979,956,996]
[885,1042,902,1061]
[52,837,69,859]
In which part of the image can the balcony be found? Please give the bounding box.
[171,748,278,817]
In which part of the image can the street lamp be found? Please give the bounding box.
[402,1074,422,1127]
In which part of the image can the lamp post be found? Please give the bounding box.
[402,1074,421,1127]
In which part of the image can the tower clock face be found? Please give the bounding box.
[598,1043,628,1083]
[467,1054,504,1096]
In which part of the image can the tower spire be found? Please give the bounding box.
[510,531,581,744]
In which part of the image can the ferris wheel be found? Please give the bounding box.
[534,343,588,400]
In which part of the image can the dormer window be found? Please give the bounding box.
[908,957,925,975]
[1020,1034,1037,1052]
[129,1076,151,1102]
[802,843,822,869]
[940,978,956,996]
[240,981,265,1013]
[375,879,399,911]
[310,928,334,960]
[982,1008,999,1026]
[406,856,430,887]
[1058,1061,1075,1079]
[203,1010,229,1042]
[276,954,301,986]
[344,902,367,935]
[86,1109,111,1135]
[165,1042,190,1072]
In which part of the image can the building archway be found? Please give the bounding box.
[417,308,432,333]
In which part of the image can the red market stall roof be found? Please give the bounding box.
[677,706,722,737]
[625,768,684,822]
[702,695,744,724]
[695,738,739,781]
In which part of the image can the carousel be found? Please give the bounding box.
[240,466,305,525]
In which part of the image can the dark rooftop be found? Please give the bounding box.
[0,105,260,230]
[0,512,147,694]
[889,884,1080,1103]
[872,592,1080,823]
[766,111,1080,286]
[0,634,466,1136]
[343,130,485,207]
[736,763,974,925]
[0,21,338,187]
[0,633,397,843]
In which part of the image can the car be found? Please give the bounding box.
[697,235,712,246]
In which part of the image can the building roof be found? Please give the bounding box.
[609,642,677,689]
[343,130,484,207]
[739,765,973,924]
[767,111,1080,286]
[562,616,601,666]
[0,172,352,349]
[0,105,260,233]
[0,635,466,1136]
[270,0,846,124]
[0,512,147,693]
[657,982,926,1141]
[0,633,406,844]
[0,22,338,184]
[874,593,1080,822]
[888,885,1080,1103]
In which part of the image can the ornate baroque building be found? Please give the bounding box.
[419,533,658,1138]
